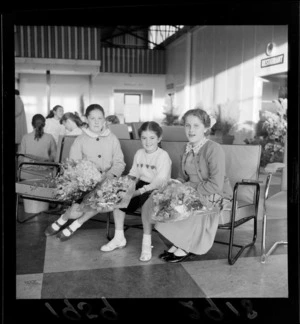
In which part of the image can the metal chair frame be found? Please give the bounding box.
[16,160,69,223]
[215,180,260,265]
[261,167,287,263]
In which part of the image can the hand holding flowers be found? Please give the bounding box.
[82,175,136,212]
[151,182,216,222]
[54,158,103,202]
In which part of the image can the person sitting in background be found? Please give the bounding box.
[100,121,172,262]
[44,105,66,144]
[44,104,125,242]
[60,112,87,136]
[18,114,57,177]
[106,115,120,125]
[15,89,27,153]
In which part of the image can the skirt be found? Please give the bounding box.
[119,180,152,213]
[143,193,224,255]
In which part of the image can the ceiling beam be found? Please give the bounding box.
[101,25,149,42]
[115,26,164,49]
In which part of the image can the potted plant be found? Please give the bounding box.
[209,103,237,144]
[244,98,287,167]
[161,94,182,126]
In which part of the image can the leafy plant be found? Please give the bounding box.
[162,94,182,125]
[244,98,287,167]
[210,102,238,136]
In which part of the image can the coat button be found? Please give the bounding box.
[96,138,99,141]
[98,155,101,158]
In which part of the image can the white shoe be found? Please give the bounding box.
[139,244,153,262]
[100,238,127,252]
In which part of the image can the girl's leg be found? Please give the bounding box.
[44,206,73,236]
[59,208,99,238]
[100,209,126,252]
[140,197,155,262]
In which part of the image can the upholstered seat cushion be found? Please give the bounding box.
[265,191,287,219]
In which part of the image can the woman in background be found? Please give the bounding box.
[18,114,57,178]
[60,112,87,136]
[44,105,66,144]
[106,115,120,125]
[15,89,27,153]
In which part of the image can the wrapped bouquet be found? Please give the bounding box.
[151,182,215,223]
[54,158,103,202]
[82,175,136,212]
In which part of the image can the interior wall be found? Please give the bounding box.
[166,25,288,143]
[92,73,166,122]
[16,72,166,131]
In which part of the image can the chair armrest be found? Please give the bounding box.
[19,161,61,168]
[242,179,263,184]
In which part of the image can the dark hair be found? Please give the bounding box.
[106,115,120,124]
[60,112,85,127]
[46,105,63,119]
[138,121,163,139]
[31,114,45,140]
[182,108,211,128]
[85,104,105,118]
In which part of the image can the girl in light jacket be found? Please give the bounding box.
[44,104,125,241]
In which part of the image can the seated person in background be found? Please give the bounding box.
[60,112,87,136]
[100,121,172,262]
[18,114,57,177]
[44,105,66,144]
[44,104,125,242]
[106,115,120,125]
[141,108,233,263]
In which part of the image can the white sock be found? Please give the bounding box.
[114,229,125,241]
[168,245,178,253]
[62,220,82,236]
[174,248,188,257]
[51,215,67,231]
[57,215,68,225]
[142,234,152,247]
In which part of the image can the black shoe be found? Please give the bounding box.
[164,253,191,263]
[158,250,173,259]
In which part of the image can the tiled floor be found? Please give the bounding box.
[16,171,288,299]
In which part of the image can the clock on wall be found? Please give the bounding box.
[266,42,275,56]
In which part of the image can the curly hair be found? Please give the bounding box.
[182,108,211,128]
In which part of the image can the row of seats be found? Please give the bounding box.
[17,133,262,265]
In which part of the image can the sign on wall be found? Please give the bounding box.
[261,54,284,68]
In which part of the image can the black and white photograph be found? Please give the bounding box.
[2,2,299,323]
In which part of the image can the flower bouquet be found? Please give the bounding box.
[81,175,136,212]
[151,182,215,223]
[54,158,103,203]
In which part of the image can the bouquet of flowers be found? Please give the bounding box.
[81,175,136,212]
[54,158,103,202]
[151,182,214,223]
